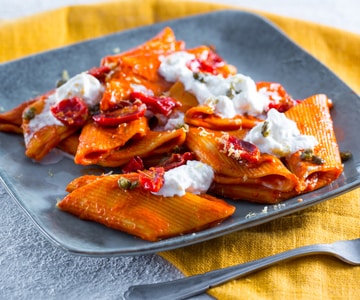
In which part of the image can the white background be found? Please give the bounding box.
[0,0,359,34]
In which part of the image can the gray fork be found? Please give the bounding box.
[124,238,360,300]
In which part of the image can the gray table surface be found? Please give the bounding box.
[1,1,359,299]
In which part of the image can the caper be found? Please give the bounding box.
[56,79,67,88]
[118,177,138,190]
[300,149,324,165]
[226,83,240,99]
[23,107,36,120]
[311,155,325,165]
[193,72,205,83]
[340,151,353,162]
[261,121,270,137]
[300,149,313,160]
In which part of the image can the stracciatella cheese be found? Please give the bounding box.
[56,73,103,107]
[158,51,269,118]
[153,160,214,197]
[244,108,318,157]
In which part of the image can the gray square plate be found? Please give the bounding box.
[1,10,359,256]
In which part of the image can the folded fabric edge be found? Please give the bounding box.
[153,0,360,94]
[0,0,155,63]
[1,0,359,93]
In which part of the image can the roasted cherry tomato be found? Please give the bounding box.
[122,156,145,173]
[129,92,179,116]
[158,152,195,171]
[220,135,260,164]
[256,82,300,112]
[87,66,111,83]
[138,167,165,193]
[187,49,225,75]
[50,97,89,126]
[92,103,146,126]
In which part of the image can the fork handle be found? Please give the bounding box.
[124,244,329,300]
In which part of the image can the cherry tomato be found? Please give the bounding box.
[50,97,88,126]
[158,152,195,171]
[87,66,111,83]
[187,49,225,75]
[92,103,146,126]
[220,135,260,164]
[256,82,300,112]
[138,167,165,193]
[129,92,179,116]
[122,156,145,173]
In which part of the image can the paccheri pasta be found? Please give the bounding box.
[0,27,343,241]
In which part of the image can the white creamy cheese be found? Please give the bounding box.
[56,73,103,107]
[244,108,318,157]
[158,51,269,118]
[24,73,103,146]
[23,94,63,146]
[161,111,185,131]
[153,160,214,197]
[230,74,269,116]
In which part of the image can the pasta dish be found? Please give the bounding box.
[0,28,344,241]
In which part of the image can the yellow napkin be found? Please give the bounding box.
[1,1,359,299]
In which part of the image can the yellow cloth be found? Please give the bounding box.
[1,1,359,299]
